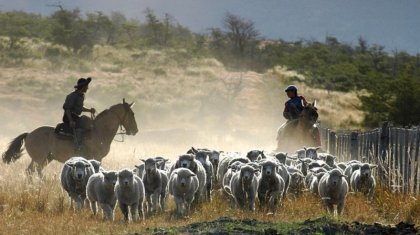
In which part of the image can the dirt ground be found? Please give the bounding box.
[144,216,418,235]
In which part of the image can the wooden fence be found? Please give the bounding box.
[319,122,420,195]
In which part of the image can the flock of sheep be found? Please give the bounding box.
[60,146,377,222]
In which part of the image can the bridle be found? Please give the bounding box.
[110,104,131,142]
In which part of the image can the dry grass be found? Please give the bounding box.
[0,40,401,234]
[0,140,418,235]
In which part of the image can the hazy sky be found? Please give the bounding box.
[1,0,419,54]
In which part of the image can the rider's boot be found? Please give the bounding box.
[74,128,85,155]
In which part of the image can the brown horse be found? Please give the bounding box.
[276,101,320,152]
[2,99,138,177]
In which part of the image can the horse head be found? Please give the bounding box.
[108,98,138,136]
[301,101,318,124]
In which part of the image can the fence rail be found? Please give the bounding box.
[319,122,420,195]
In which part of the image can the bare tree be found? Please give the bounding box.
[223,12,259,56]
[221,72,244,102]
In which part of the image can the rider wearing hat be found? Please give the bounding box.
[63,77,96,152]
[283,85,307,121]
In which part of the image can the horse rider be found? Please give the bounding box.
[62,77,96,153]
[283,85,307,121]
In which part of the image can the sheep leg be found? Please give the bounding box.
[131,203,139,222]
[185,195,195,215]
[248,192,256,212]
[258,191,266,209]
[119,203,129,222]
[146,193,152,215]
[101,203,114,221]
[368,189,374,201]
[72,195,83,211]
[152,191,160,213]
[69,196,73,210]
[160,191,166,212]
[326,203,334,214]
[90,201,97,215]
[207,181,212,202]
[174,196,183,217]
[138,201,144,221]
[337,201,345,215]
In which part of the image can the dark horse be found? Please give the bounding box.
[276,101,320,152]
[2,99,138,177]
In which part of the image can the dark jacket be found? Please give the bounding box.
[283,96,307,120]
[63,90,85,116]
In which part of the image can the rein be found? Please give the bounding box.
[110,107,129,143]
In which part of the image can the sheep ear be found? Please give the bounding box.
[102,171,108,176]
[303,147,307,151]
[341,174,347,178]
[190,147,198,154]
[315,147,320,151]
[192,161,198,172]
[135,165,141,168]
[254,169,260,173]
[285,153,288,156]
[370,164,378,169]
[190,173,196,177]
[140,159,146,163]
[246,151,251,159]
[66,163,75,167]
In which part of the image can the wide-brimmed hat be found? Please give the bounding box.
[74,77,91,89]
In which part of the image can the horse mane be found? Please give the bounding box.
[94,103,122,121]
[95,109,109,120]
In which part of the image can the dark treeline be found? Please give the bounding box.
[0,9,419,127]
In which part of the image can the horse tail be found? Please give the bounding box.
[2,133,28,164]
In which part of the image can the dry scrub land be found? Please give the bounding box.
[1,42,417,234]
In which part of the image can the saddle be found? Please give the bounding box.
[54,123,74,137]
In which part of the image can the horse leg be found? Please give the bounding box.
[25,160,36,183]
[36,163,45,179]
[26,160,35,176]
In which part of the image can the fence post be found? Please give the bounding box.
[329,131,336,156]
[414,127,420,194]
[350,132,358,160]
[379,122,390,187]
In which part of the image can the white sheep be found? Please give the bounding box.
[114,169,145,222]
[216,152,244,185]
[304,147,321,160]
[170,154,207,205]
[60,156,95,211]
[141,158,168,214]
[168,168,199,218]
[318,169,349,216]
[344,162,362,185]
[222,161,244,199]
[190,148,214,201]
[86,171,118,220]
[350,163,377,200]
[257,160,285,212]
[309,171,326,195]
[88,159,103,173]
[224,164,259,211]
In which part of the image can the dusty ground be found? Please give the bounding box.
[145,216,418,235]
